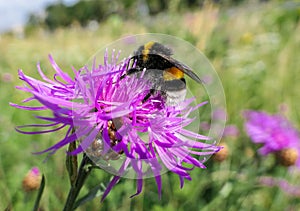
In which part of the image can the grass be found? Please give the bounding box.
[0,1,299,210]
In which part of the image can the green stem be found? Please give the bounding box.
[66,141,78,186]
[63,154,93,211]
[33,175,45,211]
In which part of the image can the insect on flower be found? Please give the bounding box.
[122,41,203,106]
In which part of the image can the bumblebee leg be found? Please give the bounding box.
[142,89,155,103]
[120,67,141,79]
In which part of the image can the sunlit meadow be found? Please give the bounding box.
[0,1,299,210]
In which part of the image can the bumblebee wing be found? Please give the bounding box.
[157,53,203,84]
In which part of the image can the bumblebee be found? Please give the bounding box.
[124,41,202,106]
[87,42,203,160]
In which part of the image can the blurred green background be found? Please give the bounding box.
[0,0,299,210]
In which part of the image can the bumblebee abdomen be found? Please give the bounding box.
[164,88,187,106]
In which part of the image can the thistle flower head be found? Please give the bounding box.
[11,50,220,200]
[243,110,300,167]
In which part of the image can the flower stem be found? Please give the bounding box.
[33,174,45,211]
[63,154,93,211]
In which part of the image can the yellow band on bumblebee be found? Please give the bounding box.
[142,41,155,62]
[163,67,184,81]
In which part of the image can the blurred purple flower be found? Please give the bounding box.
[212,108,226,121]
[1,72,14,83]
[259,176,300,197]
[223,125,239,138]
[243,110,300,166]
[11,51,220,200]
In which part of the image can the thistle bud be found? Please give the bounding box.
[276,148,298,167]
[213,143,229,162]
[22,167,41,192]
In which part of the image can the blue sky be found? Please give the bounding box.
[0,0,77,32]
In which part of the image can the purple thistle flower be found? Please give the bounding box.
[11,50,220,200]
[243,110,300,167]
